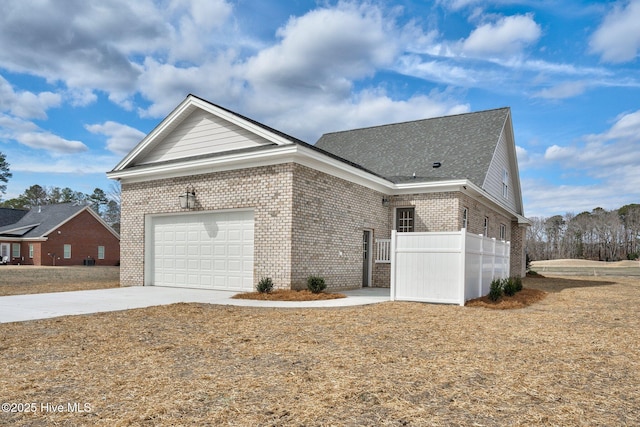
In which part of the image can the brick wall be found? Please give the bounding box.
[119,162,527,290]
[40,210,120,266]
[510,222,526,277]
[120,164,295,288]
[290,164,388,290]
[459,193,512,239]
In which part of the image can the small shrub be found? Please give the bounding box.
[513,276,523,292]
[307,275,327,294]
[503,277,517,296]
[488,278,503,301]
[256,277,274,294]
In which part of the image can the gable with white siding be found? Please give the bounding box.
[482,118,523,214]
[137,109,275,165]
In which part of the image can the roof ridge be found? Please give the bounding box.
[318,106,510,138]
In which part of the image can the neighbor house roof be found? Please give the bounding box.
[315,108,510,186]
[0,203,118,239]
[0,208,28,227]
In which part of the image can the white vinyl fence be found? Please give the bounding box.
[390,229,510,306]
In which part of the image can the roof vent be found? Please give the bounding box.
[433,162,442,168]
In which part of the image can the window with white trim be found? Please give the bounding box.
[502,169,509,199]
[483,217,489,236]
[98,246,105,260]
[63,244,71,259]
[500,224,506,240]
[462,207,468,229]
[29,244,34,258]
[12,243,20,258]
[396,208,415,232]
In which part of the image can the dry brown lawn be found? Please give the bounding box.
[1,274,638,426]
[0,266,119,296]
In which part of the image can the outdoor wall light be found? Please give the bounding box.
[179,186,196,209]
[382,196,390,207]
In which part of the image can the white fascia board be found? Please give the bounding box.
[111,98,195,172]
[293,145,392,193]
[108,145,300,183]
[460,181,531,225]
[392,179,469,194]
[190,97,295,147]
[112,96,296,173]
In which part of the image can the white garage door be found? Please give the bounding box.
[150,210,254,291]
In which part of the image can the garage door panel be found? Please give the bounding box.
[151,210,254,291]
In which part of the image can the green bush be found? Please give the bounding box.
[513,276,523,292]
[256,277,274,293]
[306,276,327,294]
[503,277,517,296]
[488,278,503,301]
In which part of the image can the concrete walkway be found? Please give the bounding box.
[0,286,390,324]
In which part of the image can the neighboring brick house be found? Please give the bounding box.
[108,94,529,292]
[0,204,120,266]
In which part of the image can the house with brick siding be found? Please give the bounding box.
[108,94,529,292]
[0,203,120,266]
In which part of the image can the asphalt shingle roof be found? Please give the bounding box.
[0,203,87,238]
[0,208,28,227]
[315,107,510,186]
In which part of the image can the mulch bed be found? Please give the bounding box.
[465,288,547,309]
[1,275,639,426]
[232,289,346,301]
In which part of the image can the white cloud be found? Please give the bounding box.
[522,178,635,218]
[436,0,481,10]
[10,153,119,175]
[261,90,469,143]
[0,75,61,119]
[15,132,87,154]
[527,110,640,217]
[244,3,398,93]
[593,110,640,141]
[533,81,587,99]
[589,0,640,63]
[0,113,87,154]
[137,55,244,118]
[462,14,541,56]
[85,121,146,155]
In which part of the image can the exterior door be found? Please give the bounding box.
[0,243,9,263]
[362,230,372,287]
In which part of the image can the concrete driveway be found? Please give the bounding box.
[0,286,390,324]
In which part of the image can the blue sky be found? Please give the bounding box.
[0,0,638,217]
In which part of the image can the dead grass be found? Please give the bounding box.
[0,266,119,296]
[232,289,346,301]
[0,274,638,426]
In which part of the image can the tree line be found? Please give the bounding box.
[526,204,640,262]
[0,184,121,233]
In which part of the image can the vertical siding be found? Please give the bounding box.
[138,109,274,164]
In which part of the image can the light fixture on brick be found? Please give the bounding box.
[179,186,196,209]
